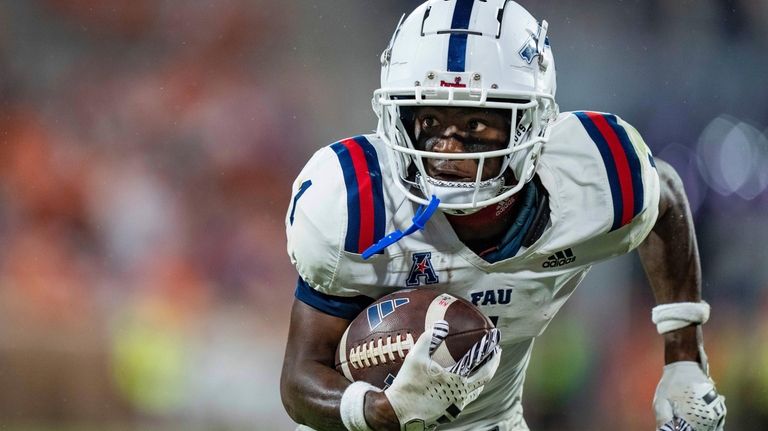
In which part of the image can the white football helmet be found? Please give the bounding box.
[373,0,558,212]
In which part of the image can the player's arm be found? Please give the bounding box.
[637,159,726,430]
[282,147,407,430]
[637,159,702,363]
[283,145,500,430]
[281,294,501,431]
[280,298,399,431]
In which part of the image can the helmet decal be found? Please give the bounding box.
[518,29,551,65]
[440,76,467,88]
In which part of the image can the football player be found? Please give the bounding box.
[280,1,726,430]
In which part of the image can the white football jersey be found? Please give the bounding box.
[286,111,660,430]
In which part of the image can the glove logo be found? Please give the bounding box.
[383,373,395,390]
[367,298,410,330]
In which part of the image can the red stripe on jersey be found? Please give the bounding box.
[341,138,375,252]
[586,112,635,226]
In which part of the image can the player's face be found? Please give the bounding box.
[411,107,510,182]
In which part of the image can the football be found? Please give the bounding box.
[334,288,494,389]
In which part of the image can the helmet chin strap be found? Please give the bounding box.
[361,195,441,259]
[415,173,505,215]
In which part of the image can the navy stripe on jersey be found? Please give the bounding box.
[295,277,374,320]
[330,136,386,253]
[574,112,645,231]
[330,141,360,251]
[447,0,475,72]
[359,136,386,247]
[576,112,622,230]
[606,114,644,223]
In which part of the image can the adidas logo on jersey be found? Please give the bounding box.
[542,248,575,268]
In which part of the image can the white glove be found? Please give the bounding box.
[654,361,726,431]
[384,321,501,431]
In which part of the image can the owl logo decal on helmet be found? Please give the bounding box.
[518,24,551,65]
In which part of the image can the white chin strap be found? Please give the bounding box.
[416,173,504,215]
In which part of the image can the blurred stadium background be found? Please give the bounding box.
[0,0,765,430]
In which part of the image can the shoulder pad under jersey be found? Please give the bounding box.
[535,111,660,262]
[286,134,391,296]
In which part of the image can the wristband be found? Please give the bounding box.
[340,381,380,431]
[651,301,710,334]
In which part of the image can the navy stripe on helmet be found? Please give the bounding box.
[447,0,475,72]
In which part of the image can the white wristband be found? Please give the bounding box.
[651,301,710,334]
[340,381,380,431]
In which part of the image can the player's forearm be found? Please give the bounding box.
[281,362,399,431]
[638,159,702,364]
[280,359,350,430]
[365,391,400,431]
[281,299,378,430]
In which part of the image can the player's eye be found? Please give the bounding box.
[421,116,440,129]
[467,119,487,133]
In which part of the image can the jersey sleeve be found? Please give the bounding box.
[286,145,348,296]
[538,111,660,264]
[572,111,660,255]
[293,277,374,320]
[286,136,389,315]
[616,117,660,250]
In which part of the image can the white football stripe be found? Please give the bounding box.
[424,293,457,367]
[338,327,354,381]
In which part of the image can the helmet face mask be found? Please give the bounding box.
[373,0,558,213]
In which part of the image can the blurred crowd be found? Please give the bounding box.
[0,0,765,430]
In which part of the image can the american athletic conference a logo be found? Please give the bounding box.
[406,252,439,286]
